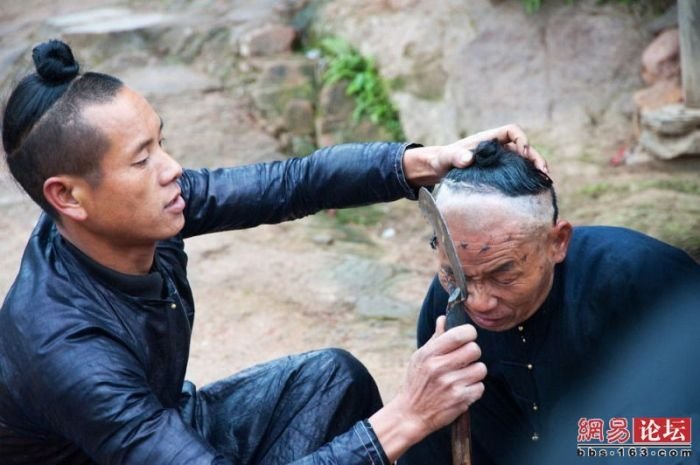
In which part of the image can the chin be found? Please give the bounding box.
[158,216,185,240]
[469,314,513,332]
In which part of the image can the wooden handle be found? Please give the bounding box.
[446,295,472,465]
[451,412,472,465]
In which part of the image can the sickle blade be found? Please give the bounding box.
[419,186,473,465]
[418,187,468,298]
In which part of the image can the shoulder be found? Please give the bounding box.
[562,225,699,308]
[1,217,130,359]
[568,225,697,271]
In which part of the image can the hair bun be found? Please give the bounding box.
[472,139,502,167]
[32,39,79,83]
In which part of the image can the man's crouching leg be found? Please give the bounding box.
[180,348,383,465]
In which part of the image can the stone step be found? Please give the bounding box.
[119,65,220,97]
[47,8,173,35]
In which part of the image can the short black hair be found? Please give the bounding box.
[2,39,123,218]
[443,139,558,223]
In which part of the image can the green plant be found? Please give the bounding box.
[319,37,404,140]
[522,0,543,14]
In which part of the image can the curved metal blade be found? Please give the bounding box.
[420,187,473,464]
[418,187,468,299]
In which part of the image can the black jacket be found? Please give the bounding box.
[0,142,417,464]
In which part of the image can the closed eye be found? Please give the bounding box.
[494,276,517,285]
[133,156,149,167]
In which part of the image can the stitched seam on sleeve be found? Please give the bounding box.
[353,423,377,465]
[394,142,422,200]
[394,143,414,199]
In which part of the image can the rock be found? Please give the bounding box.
[119,65,220,97]
[284,99,316,135]
[48,8,169,34]
[638,105,700,159]
[250,57,317,117]
[225,1,288,25]
[639,129,700,159]
[355,295,414,320]
[315,80,391,147]
[315,0,648,153]
[639,131,700,160]
[640,104,700,136]
[316,81,355,130]
[633,79,683,112]
[392,93,460,146]
[386,0,420,9]
[646,4,678,35]
[641,28,680,85]
[290,135,317,157]
[541,3,646,150]
[313,1,474,145]
[381,227,396,239]
[46,8,178,66]
[240,24,297,57]
[311,234,334,245]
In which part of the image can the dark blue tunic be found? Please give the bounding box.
[401,226,700,465]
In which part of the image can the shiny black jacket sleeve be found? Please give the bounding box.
[178,142,417,238]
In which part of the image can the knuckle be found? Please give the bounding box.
[410,350,422,364]
[466,341,482,360]
[464,324,477,341]
[450,383,464,398]
[475,362,488,380]
[464,361,487,383]
[472,382,485,400]
[425,358,441,375]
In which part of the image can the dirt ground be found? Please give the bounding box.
[1,0,699,406]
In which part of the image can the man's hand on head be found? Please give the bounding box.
[402,124,548,187]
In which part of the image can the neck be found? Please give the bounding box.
[57,223,156,275]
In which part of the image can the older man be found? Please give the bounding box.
[400,140,700,465]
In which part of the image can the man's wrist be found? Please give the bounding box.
[401,143,445,187]
[368,398,427,462]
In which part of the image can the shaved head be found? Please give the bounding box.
[435,186,555,235]
[434,139,558,229]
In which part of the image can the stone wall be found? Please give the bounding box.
[313,0,657,158]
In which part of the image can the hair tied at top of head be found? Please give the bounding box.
[472,139,502,167]
[32,39,79,84]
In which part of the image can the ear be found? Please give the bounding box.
[43,176,89,222]
[548,219,572,264]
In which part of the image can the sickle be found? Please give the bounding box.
[418,187,472,465]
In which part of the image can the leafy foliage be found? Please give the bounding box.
[319,37,404,140]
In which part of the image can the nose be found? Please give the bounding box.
[466,282,498,314]
[158,149,183,185]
